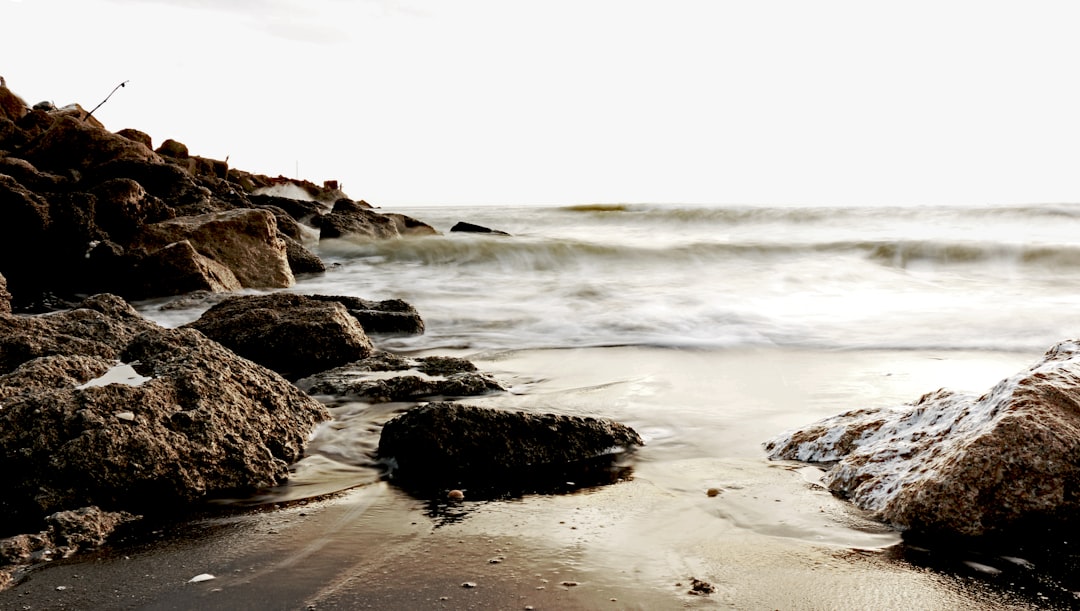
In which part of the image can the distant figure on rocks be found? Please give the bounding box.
[0,76,6,88]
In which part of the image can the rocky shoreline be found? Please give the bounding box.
[0,81,639,589]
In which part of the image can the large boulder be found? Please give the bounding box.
[20,115,160,172]
[0,295,330,534]
[133,239,243,296]
[765,339,1080,538]
[0,84,28,122]
[297,352,503,402]
[314,199,437,241]
[378,402,643,494]
[184,292,375,379]
[307,295,424,335]
[131,208,294,290]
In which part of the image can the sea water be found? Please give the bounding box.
[134,203,1080,607]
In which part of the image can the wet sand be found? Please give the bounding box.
[0,347,1065,610]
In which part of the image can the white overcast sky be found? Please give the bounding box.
[3,0,1080,206]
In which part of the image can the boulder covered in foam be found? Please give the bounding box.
[765,340,1080,537]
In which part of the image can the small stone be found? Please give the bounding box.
[448,489,465,501]
[706,488,721,497]
[688,577,715,595]
[115,411,136,422]
[560,580,579,587]
[488,557,503,564]
[55,586,67,591]
[188,573,216,583]
[461,581,477,588]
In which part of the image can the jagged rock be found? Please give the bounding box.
[131,208,294,290]
[89,177,174,244]
[21,115,160,172]
[0,507,137,569]
[306,295,424,335]
[451,221,511,236]
[378,402,643,492]
[0,294,155,374]
[297,352,503,402]
[765,339,1080,538]
[0,311,329,534]
[88,159,213,210]
[184,292,375,379]
[0,272,10,314]
[249,194,326,224]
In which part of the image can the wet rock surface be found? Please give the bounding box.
[183,292,376,380]
[766,339,1080,538]
[0,294,329,536]
[378,402,643,495]
[297,352,503,402]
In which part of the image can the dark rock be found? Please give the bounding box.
[282,234,326,275]
[307,295,424,335]
[766,339,1080,538]
[378,402,643,493]
[21,115,160,172]
[256,204,306,241]
[297,352,503,402]
[384,212,439,236]
[0,506,137,570]
[249,193,326,224]
[87,159,213,210]
[0,294,157,374]
[133,239,243,296]
[89,177,174,244]
[184,292,375,379]
[315,200,401,241]
[155,138,189,159]
[450,221,511,236]
[115,128,152,149]
[0,157,67,191]
[0,272,10,314]
[130,208,294,290]
[191,155,228,180]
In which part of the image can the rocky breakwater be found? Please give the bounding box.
[0,80,436,310]
[765,340,1080,539]
[0,294,329,586]
[378,402,644,498]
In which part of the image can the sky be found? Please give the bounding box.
[3,0,1080,207]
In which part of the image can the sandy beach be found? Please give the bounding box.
[1,346,1063,610]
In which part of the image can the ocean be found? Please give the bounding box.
[131,202,1080,609]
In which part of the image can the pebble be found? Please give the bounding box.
[448,489,465,501]
[461,582,477,588]
[188,573,216,583]
[706,488,721,497]
[560,580,579,587]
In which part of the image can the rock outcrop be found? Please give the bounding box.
[0,272,10,313]
[450,221,511,236]
[297,352,503,402]
[0,295,330,536]
[378,403,643,494]
[315,198,437,241]
[183,293,377,380]
[766,339,1080,538]
[306,295,425,335]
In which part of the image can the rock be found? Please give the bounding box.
[0,506,137,567]
[21,115,160,172]
[132,208,294,290]
[378,402,643,493]
[89,177,174,244]
[115,128,152,148]
[297,352,503,402]
[0,295,329,534]
[0,157,68,191]
[155,138,189,159]
[306,295,424,335]
[134,239,243,296]
[87,159,213,210]
[249,193,326,224]
[0,84,28,122]
[184,293,375,379]
[384,212,439,237]
[0,294,157,374]
[0,321,329,533]
[315,199,401,241]
[282,234,326,275]
[0,272,9,314]
[450,221,510,236]
[765,339,1080,538]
